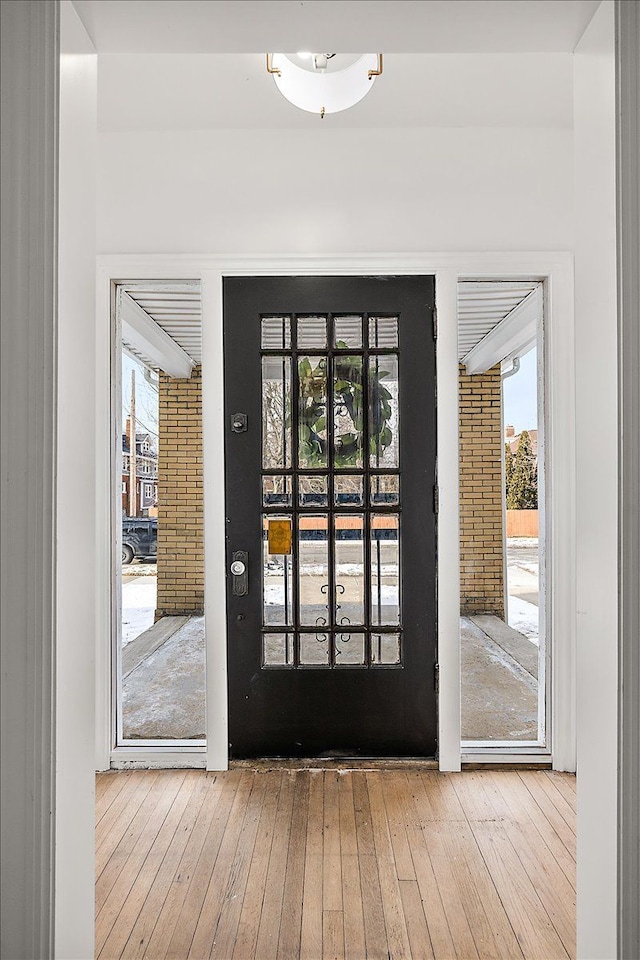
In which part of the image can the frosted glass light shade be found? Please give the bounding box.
[270,53,380,116]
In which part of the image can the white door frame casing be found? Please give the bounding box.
[95,252,575,773]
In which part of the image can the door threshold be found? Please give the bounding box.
[229,757,440,772]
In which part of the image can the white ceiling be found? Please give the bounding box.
[73,0,600,54]
[97,52,573,131]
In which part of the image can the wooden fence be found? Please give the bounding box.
[506,509,539,537]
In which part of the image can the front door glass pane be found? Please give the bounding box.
[299,514,329,627]
[263,515,293,626]
[298,356,327,469]
[334,354,363,468]
[260,311,403,670]
[335,514,365,626]
[334,315,363,348]
[262,356,291,469]
[371,514,400,626]
[369,354,399,468]
[299,474,328,507]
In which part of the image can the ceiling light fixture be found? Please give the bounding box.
[266,53,383,119]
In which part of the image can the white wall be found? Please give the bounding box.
[97,126,572,254]
[56,3,97,957]
[573,3,618,958]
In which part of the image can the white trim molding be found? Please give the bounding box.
[1,2,59,956]
[96,252,575,775]
[616,0,640,955]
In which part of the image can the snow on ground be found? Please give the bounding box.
[507,596,539,644]
[122,576,157,646]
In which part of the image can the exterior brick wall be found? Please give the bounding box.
[155,365,204,619]
[459,364,505,618]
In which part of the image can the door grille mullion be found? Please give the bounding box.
[291,314,300,666]
[327,313,336,666]
[363,313,372,667]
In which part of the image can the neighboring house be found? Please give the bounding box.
[122,418,158,516]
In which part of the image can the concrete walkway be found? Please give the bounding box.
[122,612,539,745]
[461,614,538,742]
[122,616,205,740]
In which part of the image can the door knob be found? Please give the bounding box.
[231,551,248,596]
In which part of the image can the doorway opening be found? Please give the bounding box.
[112,282,205,749]
[457,280,547,750]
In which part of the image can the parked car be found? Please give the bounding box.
[122,516,157,564]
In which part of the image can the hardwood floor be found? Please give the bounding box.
[95,768,576,960]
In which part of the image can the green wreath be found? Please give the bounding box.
[297,344,394,467]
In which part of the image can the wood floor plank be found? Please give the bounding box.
[366,772,413,960]
[512,773,577,860]
[97,772,162,877]
[164,771,242,960]
[232,771,283,960]
[142,774,225,960]
[420,772,467,822]
[437,817,524,959]
[97,772,188,956]
[383,773,417,881]
[471,820,570,960]
[187,770,255,959]
[209,772,269,960]
[96,771,181,912]
[399,879,435,960]
[395,773,455,960]
[543,772,577,813]
[99,772,199,960]
[338,774,366,960]
[300,771,324,960]
[480,775,575,957]
[95,768,576,960]
[518,771,576,837]
[119,774,210,960]
[322,911,345,960]
[352,772,388,960]
[521,770,577,829]
[254,770,297,959]
[96,771,133,825]
[420,820,480,960]
[449,771,501,823]
[486,773,576,890]
[277,771,310,960]
[322,771,343,913]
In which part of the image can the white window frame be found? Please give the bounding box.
[461,293,549,758]
[96,253,575,773]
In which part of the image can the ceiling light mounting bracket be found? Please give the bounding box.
[368,54,383,79]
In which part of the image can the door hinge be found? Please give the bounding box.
[434,662,440,694]
[432,307,438,340]
[433,484,439,514]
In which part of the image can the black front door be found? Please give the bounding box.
[224,276,437,758]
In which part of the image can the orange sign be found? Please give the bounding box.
[268,519,292,555]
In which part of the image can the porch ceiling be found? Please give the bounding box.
[120,281,202,366]
[457,280,541,365]
[120,277,541,374]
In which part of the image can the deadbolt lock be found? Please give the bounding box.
[231,412,248,433]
